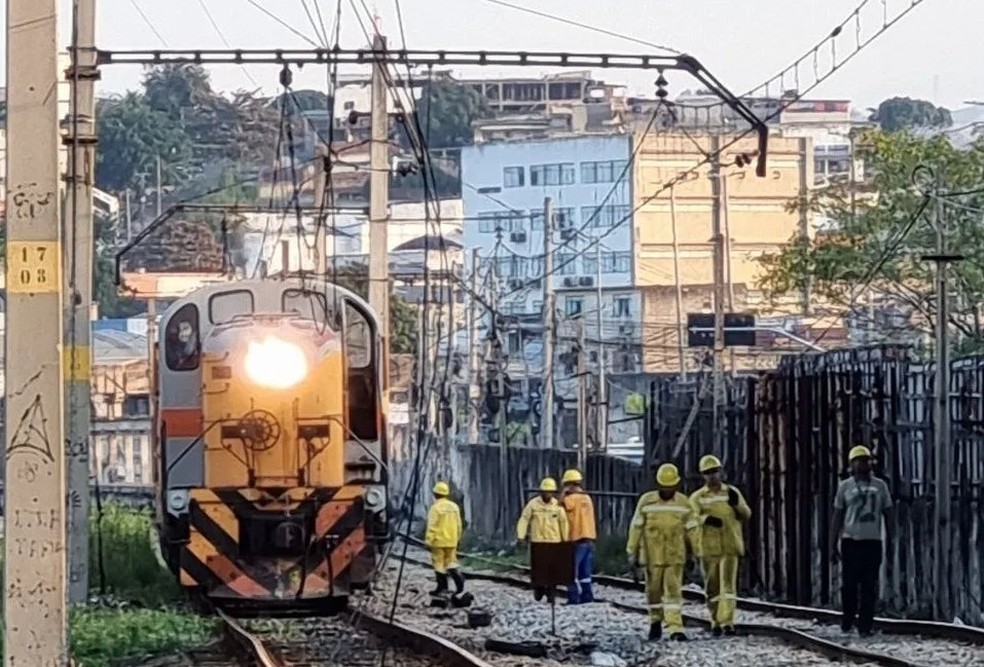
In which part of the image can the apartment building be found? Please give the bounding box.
[632,132,815,373]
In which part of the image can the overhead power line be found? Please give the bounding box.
[477,0,682,54]
[127,0,168,46]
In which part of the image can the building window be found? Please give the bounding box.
[554,207,576,229]
[602,251,632,273]
[122,393,150,418]
[556,252,577,275]
[477,211,523,233]
[582,255,597,276]
[503,166,525,188]
[613,297,631,317]
[530,162,576,186]
[582,204,631,228]
[565,298,583,318]
[581,160,629,184]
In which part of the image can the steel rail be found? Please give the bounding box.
[217,608,285,667]
[400,535,984,645]
[217,604,491,667]
[392,553,943,667]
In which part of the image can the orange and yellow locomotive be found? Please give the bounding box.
[154,279,388,610]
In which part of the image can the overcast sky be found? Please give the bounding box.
[2,0,981,111]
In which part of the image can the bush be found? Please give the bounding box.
[87,503,181,606]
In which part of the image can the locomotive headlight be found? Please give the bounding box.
[244,336,308,389]
[167,489,189,513]
[364,485,386,512]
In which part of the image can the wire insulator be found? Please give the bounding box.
[279,65,293,89]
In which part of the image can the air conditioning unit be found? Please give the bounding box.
[578,276,594,287]
[619,323,635,335]
[559,229,575,241]
[563,277,577,288]
[529,279,542,288]
[508,278,523,289]
[510,232,527,243]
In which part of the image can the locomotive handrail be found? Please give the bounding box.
[163,418,224,485]
[327,415,390,476]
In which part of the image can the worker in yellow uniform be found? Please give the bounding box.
[627,463,700,642]
[689,455,752,636]
[561,468,597,604]
[425,481,465,597]
[517,477,570,602]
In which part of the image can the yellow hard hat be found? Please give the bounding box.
[656,463,681,487]
[433,481,450,496]
[562,469,583,485]
[539,477,558,492]
[699,454,723,473]
[848,445,873,462]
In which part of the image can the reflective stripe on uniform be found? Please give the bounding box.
[641,504,691,514]
[698,496,729,506]
[648,604,663,609]
[663,603,683,611]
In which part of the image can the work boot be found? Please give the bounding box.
[723,626,737,637]
[648,623,662,641]
[430,573,449,596]
[670,632,687,641]
[711,626,723,637]
[534,587,545,602]
[448,569,465,594]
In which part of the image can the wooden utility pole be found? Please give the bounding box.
[542,197,555,450]
[467,248,481,443]
[64,0,98,605]
[369,33,390,373]
[709,135,726,457]
[313,143,328,276]
[5,0,70,663]
[577,320,587,470]
[926,170,961,621]
[669,185,686,378]
[594,240,607,451]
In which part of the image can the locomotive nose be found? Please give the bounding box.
[272,520,305,552]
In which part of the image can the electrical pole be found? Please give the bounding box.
[369,32,390,372]
[577,320,587,470]
[542,196,555,450]
[467,248,481,443]
[5,0,69,663]
[313,143,327,276]
[670,184,686,378]
[594,240,607,451]
[125,188,133,242]
[925,169,961,622]
[155,153,163,217]
[709,135,726,457]
[64,0,98,605]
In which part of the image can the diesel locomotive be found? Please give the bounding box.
[153,279,388,610]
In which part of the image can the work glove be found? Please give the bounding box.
[627,553,639,568]
[727,486,739,506]
[704,515,724,528]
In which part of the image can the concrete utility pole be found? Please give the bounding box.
[709,135,726,457]
[594,240,607,451]
[797,137,811,314]
[669,184,686,378]
[4,0,70,663]
[369,32,390,365]
[64,0,98,605]
[542,197,556,450]
[926,170,961,622]
[467,248,481,443]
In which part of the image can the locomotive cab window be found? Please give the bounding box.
[344,301,378,440]
[165,304,201,371]
[209,290,255,324]
[283,289,331,326]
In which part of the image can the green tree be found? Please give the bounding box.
[870,97,953,132]
[758,130,984,351]
[331,264,418,355]
[95,93,194,192]
[416,80,490,148]
[143,64,214,119]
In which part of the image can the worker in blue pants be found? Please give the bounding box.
[562,469,597,604]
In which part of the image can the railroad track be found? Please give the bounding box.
[204,606,496,667]
[388,541,983,667]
